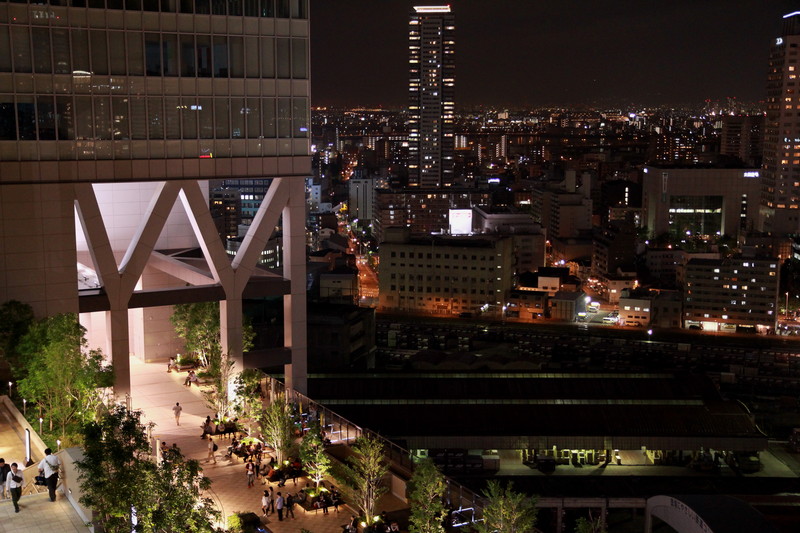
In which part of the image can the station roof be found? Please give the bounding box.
[308,373,767,451]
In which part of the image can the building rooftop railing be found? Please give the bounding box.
[264,375,485,518]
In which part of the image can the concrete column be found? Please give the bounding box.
[106,308,131,397]
[556,504,564,532]
[220,298,243,369]
[282,178,307,394]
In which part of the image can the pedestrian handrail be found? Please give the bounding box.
[264,376,485,518]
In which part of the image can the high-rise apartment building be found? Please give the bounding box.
[408,5,454,187]
[720,115,763,167]
[0,0,310,394]
[763,11,800,233]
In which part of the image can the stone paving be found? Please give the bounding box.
[130,357,407,533]
[0,491,89,533]
[0,357,407,533]
[0,402,91,532]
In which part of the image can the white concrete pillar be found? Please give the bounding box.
[220,298,243,369]
[282,178,307,394]
[106,307,131,396]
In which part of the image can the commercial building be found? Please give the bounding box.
[0,0,311,394]
[408,5,455,187]
[373,187,490,241]
[592,221,637,278]
[642,165,762,240]
[762,11,800,233]
[532,172,593,240]
[378,228,514,317]
[684,256,780,333]
[472,206,547,273]
[348,175,376,222]
[210,187,242,241]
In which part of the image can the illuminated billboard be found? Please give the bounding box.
[449,209,473,235]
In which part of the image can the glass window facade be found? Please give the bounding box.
[9,0,307,17]
[0,1,309,159]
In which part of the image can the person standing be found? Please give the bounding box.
[268,486,276,514]
[320,491,329,515]
[38,448,61,502]
[275,491,284,521]
[5,463,23,513]
[172,402,182,426]
[207,437,217,464]
[261,490,272,516]
[0,458,10,500]
[245,460,255,487]
[285,493,295,519]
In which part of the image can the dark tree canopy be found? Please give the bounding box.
[76,406,218,533]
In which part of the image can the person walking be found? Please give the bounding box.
[0,458,10,500]
[261,490,272,516]
[38,448,61,502]
[275,491,285,521]
[5,462,23,513]
[207,437,217,464]
[172,402,182,426]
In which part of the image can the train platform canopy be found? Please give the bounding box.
[307,372,768,451]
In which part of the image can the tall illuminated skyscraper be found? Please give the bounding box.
[763,11,800,233]
[408,5,455,187]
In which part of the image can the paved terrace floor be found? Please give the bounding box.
[0,357,408,533]
[0,399,91,532]
[130,358,408,533]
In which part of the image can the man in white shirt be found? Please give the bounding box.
[276,491,285,521]
[6,462,23,512]
[172,402,182,426]
[38,448,61,502]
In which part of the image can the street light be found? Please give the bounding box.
[22,398,26,415]
[38,417,43,434]
[786,292,791,319]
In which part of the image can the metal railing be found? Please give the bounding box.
[264,376,485,519]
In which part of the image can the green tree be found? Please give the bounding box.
[408,458,447,533]
[299,421,331,489]
[170,302,222,368]
[473,481,538,533]
[575,514,607,533]
[16,313,113,441]
[259,393,294,464]
[75,405,218,533]
[202,352,235,419]
[170,302,255,368]
[334,434,388,526]
[0,300,35,376]
[232,368,266,434]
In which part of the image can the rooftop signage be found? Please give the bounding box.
[414,5,451,13]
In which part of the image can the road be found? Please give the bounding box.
[357,254,378,305]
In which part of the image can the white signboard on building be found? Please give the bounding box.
[449,209,473,235]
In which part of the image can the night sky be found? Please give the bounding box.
[311,0,798,108]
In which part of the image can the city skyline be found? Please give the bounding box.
[311,0,798,108]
